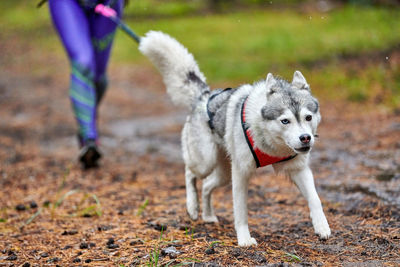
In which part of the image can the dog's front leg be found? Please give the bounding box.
[289,167,331,239]
[232,164,257,246]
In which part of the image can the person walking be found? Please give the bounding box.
[48,0,124,168]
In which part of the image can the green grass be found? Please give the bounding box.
[115,6,400,82]
[284,252,302,262]
[126,0,204,17]
[311,61,400,106]
[137,199,149,216]
[1,1,399,107]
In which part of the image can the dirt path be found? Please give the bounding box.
[1,49,400,266]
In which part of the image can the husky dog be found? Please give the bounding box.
[139,31,331,246]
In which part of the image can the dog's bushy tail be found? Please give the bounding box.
[139,31,209,109]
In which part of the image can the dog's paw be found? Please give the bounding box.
[187,209,199,221]
[202,214,218,223]
[186,199,199,220]
[315,224,331,240]
[236,226,258,247]
[312,214,331,240]
[238,237,258,247]
[186,204,199,220]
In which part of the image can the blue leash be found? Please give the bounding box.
[95,4,141,44]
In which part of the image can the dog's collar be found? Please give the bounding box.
[241,96,297,168]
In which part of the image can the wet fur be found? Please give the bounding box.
[139,31,331,246]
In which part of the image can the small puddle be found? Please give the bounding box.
[321,182,400,207]
[106,112,186,162]
[313,145,400,208]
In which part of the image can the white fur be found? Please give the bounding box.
[139,31,208,109]
[140,31,331,246]
[292,70,310,90]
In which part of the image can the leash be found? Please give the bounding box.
[36,0,47,8]
[94,4,141,44]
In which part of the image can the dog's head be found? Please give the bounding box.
[256,71,321,154]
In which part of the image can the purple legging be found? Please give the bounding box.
[49,0,123,144]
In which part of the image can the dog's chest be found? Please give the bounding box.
[207,88,235,138]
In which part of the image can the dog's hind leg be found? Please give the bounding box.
[182,119,218,221]
[201,156,231,223]
[185,166,200,220]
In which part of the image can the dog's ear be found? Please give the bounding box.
[265,73,277,95]
[292,71,310,91]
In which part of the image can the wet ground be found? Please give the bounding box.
[1,43,400,266]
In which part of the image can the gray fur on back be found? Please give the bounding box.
[207,88,236,138]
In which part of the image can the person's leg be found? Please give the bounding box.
[89,0,124,105]
[49,0,98,144]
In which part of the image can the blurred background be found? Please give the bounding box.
[1,0,400,108]
[1,1,400,265]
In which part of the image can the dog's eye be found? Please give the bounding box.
[281,119,290,125]
[305,115,312,121]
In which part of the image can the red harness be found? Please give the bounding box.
[241,96,296,168]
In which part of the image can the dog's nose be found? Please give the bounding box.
[299,134,311,144]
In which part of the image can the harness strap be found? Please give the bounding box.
[240,96,297,168]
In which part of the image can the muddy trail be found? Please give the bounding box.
[1,45,400,266]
